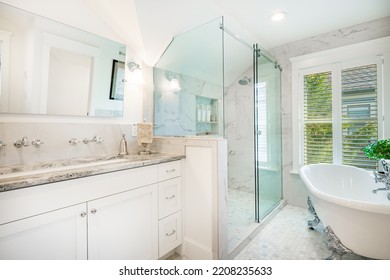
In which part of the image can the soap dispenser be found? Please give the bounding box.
[119,134,129,155]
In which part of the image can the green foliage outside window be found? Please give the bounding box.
[304,72,333,164]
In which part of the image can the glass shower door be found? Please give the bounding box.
[254,48,283,220]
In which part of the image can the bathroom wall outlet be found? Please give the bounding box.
[132,124,137,136]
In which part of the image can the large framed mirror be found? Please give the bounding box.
[0,2,126,117]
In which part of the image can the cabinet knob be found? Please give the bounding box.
[80,212,87,217]
[90,209,97,214]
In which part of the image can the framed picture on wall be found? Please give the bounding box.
[109,59,125,100]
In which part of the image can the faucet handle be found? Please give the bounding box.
[383,160,389,173]
[93,136,104,143]
[14,137,29,148]
[32,139,44,147]
[69,138,79,145]
[21,137,29,146]
[373,170,384,183]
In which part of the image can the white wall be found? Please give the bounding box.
[269,16,390,207]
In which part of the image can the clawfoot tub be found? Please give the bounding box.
[300,164,390,260]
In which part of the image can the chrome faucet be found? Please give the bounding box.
[92,135,104,143]
[83,135,103,144]
[14,136,29,148]
[372,159,390,194]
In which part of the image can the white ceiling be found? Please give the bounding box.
[3,0,390,66]
[129,0,390,65]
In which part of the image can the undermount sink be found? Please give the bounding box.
[0,158,130,180]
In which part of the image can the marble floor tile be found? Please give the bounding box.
[167,204,371,260]
[234,205,370,260]
[228,188,279,252]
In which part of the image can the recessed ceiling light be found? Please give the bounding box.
[271,11,287,22]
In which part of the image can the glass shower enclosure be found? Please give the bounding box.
[153,17,283,255]
[153,18,224,136]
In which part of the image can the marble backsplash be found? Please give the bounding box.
[0,122,139,166]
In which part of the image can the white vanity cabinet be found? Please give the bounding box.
[0,160,182,260]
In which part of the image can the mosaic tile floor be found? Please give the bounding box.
[234,205,370,260]
[228,188,279,252]
[228,188,255,251]
[167,204,372,260]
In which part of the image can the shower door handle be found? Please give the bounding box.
[257,130,262,135]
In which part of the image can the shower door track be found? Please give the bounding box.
[219,24,253,50]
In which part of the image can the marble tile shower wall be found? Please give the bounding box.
[0,122,138,166]
[225,69,255,193]
[153,68,222,136]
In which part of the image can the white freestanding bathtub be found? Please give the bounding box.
[300,164,390,260]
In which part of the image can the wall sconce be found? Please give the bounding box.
[127,61,144,84]
[166,72,181,92]
[127,62,141,71]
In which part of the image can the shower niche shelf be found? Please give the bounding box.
[195,96,220,136]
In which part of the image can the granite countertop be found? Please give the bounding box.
[0,153,185,192]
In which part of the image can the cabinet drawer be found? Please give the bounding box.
[158,178,181,219]
[158,211,182,258]
[158,161,181,181]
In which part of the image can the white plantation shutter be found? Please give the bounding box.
[303,71,333,165]
[301,61,380,169]
[257,82,268,163]
[342,64,378,169]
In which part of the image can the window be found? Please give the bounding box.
[302,64,379,169]
[291,37,389,173]
[256,82,268,164]
[303,71,333,165]
[341,64,378,169]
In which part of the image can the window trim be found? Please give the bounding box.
[291,36,390,173]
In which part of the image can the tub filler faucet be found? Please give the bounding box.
[372,159,390,194]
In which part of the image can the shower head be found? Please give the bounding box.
[238,76,252,85]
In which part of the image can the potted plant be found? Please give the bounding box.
[364,138,390,172]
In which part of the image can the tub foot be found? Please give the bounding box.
[307,196,320,230]
[324,226,353,260]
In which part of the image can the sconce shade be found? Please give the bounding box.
[166,72,181,92]
[127,61,141,71]
[169,78,181,91]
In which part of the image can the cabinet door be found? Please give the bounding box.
[0,203,87,260]
[87,184,158,260]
